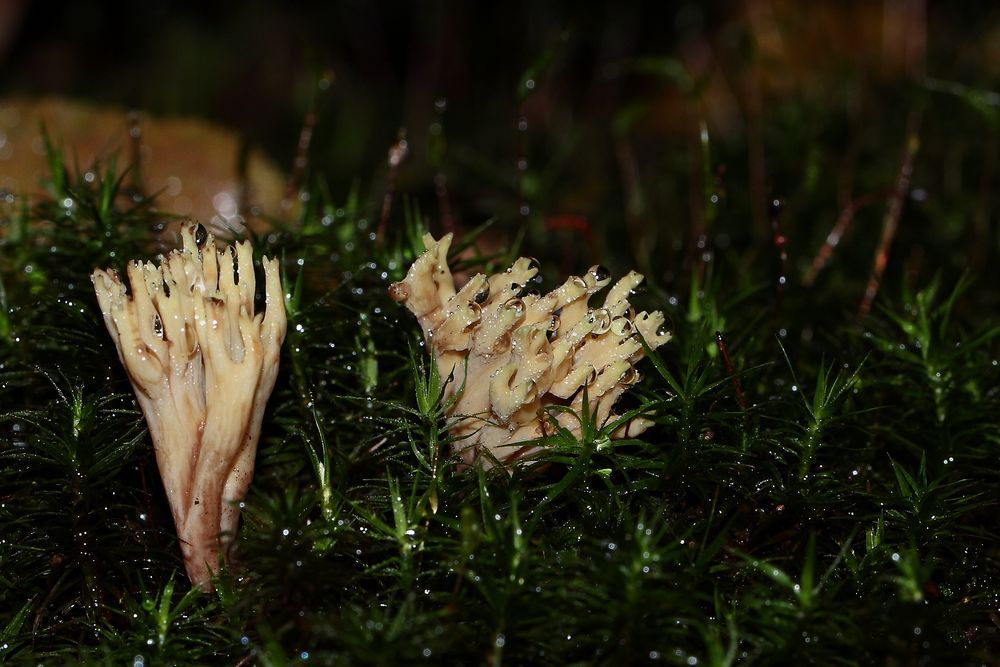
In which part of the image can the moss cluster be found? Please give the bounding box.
[2,95,999,666]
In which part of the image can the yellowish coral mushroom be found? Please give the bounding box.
[390,233,671,467]
[91,222,286,589]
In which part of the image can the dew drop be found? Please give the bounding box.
[588,264,611,287]
[621,367,642,385]
[628,276,647,296]
[194,223,208,247]
[592,308,612,334]
[504,297,525,317]
[611,317,633,337]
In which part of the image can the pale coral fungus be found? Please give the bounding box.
[390,233,671,467]
[91,222,286,588]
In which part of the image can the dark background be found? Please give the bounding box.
[1,1,736,166]
[3,1,1000,299]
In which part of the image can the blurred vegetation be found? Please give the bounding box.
[2,1,1000,665]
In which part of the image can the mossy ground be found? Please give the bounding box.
[2,9,1000,664]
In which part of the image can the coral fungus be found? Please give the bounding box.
[390,233,671,467]
[91,222,286,588]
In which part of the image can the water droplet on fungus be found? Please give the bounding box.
[389,233,671,468]
[194,222,208,247]
[588,264,611,286]
[629,276,647,296]
[592,308,612,334]
[611,317,632,337]
[504,297,525,317]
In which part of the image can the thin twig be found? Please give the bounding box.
[691,119,710,241]
[435,173,454,233]
[858,111,922,321]
[376,128,409,246]
[802,189,893,287]
[686,116,711,284]
[282,71,333,213]
[715,330,747,409]
[770,199,788,295]
[282,109,318,213]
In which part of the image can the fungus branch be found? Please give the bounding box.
[390,233,672,467]
[91,223,286,589]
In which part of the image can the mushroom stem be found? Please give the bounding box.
[92,222,286,589]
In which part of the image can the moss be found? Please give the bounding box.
[2,71,1000,666]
